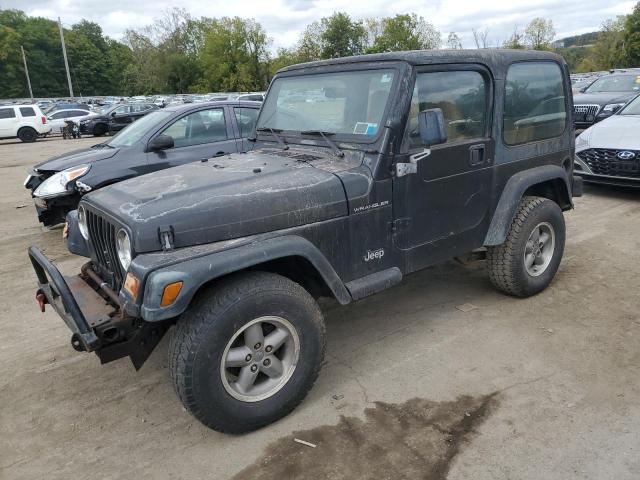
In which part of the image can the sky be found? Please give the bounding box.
[7,0,637,51]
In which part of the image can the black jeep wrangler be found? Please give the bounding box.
[29,50,582,433]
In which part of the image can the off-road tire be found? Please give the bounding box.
[487,196,565,297]
[18,127,37,143]
[92,123,107,136]
[169,271,326,433]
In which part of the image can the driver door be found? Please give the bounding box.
[392,66,495,271]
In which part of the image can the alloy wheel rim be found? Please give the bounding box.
[524,221,555,277]
[220,316,300,402]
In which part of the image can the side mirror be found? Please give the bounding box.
[148,134,174,151]
[418,108,447,147]
[110,111,117,117]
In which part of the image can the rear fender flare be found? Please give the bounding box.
[484,165,572,246]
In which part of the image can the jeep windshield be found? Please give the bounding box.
[257,69,396,140]
[584,74,640,93]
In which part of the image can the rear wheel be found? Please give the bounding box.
[18,127,37,143]
[169,271,325,433]
[486,196,565,297]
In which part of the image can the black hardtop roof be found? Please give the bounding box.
[279,49,566,73]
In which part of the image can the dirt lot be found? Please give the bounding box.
[1,137,639,479]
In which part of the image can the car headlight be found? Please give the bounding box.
[602,103,625,112]
[575,132,589,150]
[77,205,89,240]
[33,164,90,198]
[116,229,132,271]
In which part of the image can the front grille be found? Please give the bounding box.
[574,104,600,118]
[577,149,640,178]
[86,209,125,292]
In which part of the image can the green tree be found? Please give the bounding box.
[198,17,269,92]
[369,14,440,53]
[503,27,525,49]
[320,12,366,58]
[0,9,133,98]
[624,2,640,65]
[297,21,323,62]
[525,18,555,50]
[579,17,626,71]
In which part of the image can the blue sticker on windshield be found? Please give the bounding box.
[354,122,378,135]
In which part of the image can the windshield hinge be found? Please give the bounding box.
[158,225,175,251]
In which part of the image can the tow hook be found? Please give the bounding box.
[36,290,48,313]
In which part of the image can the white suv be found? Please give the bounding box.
[0,104,52,142]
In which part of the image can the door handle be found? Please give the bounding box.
[469,144,485,167]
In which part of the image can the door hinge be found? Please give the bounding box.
[394,149,431,177]
[158,225,175,251]
[390,218,411,232]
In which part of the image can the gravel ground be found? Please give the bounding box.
[1,136,639,479]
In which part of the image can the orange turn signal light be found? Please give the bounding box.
[123,273,140,300]
[161,281,183,307]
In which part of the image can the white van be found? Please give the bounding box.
[0,104,52,142]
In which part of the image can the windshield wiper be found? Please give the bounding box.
[299,130,344,157]
[255,127,288,150]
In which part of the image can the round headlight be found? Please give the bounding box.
[116,229,132,271]
[78,205,89,240]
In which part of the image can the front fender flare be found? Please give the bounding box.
[484,165,572,246]
[136,235,352,322]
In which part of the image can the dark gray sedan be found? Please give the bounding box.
[25,101,261,226]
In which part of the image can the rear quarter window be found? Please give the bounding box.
[0,108,16,119]
[503,62,567,146]
[19,107,36,117]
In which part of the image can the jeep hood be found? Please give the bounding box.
[85,150,349,252]
[33,146,119,172]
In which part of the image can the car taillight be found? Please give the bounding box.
[41,116,46,124]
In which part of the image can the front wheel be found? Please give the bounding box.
[486,196,565,297]
[169,271,326,433]
[92,123,107,136]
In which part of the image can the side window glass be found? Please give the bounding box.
[20,107,36,117]
[161,108,227,148]
[234,107,259,138]
[52,111,66,119]
[503,62,566,145]
[406,70,487,149]
[0,108,16,119]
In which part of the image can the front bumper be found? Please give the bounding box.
[28,246,105,352]
[28,246,169,368]
[574,154,640,188]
